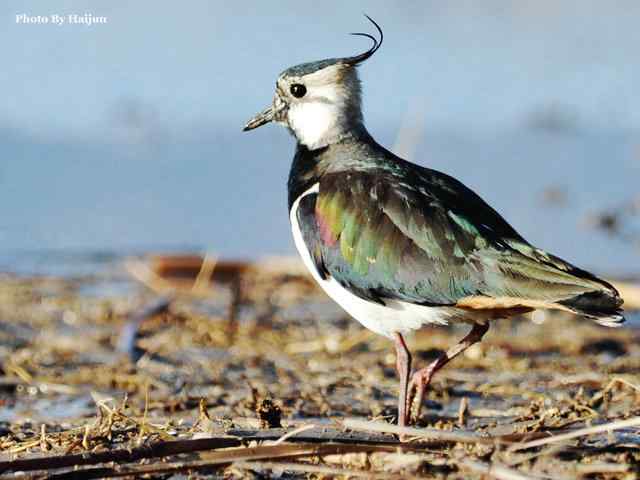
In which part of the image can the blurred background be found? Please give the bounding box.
[1,0,639,276]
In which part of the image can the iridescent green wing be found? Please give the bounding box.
[300,168,613,307]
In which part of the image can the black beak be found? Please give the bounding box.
[243,106,274,132]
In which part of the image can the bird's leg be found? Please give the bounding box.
[408,322,489,423]
[392,332,412,428]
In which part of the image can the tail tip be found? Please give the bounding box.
[594,312,626,328]
[559,289,625,327]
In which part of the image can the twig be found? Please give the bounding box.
[0,437,240,474]
[46,443,394,479]
[458,397,469,427]
[226,426,399,445]
[0,427,406,475]
[125,255,234,298]
[607,376,640,393]
[342,418,496,444]
[270,424,317,445]
[508,416,640,452]
[203,442,392,462]
[192,253,217,293]
[125,259,178,296]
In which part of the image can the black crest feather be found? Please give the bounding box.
[343,15,383,65]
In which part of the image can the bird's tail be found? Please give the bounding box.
[511,247,627,327]
[557,288,625,327]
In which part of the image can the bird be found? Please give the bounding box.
[243,16,625,428]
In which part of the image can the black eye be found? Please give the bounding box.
[290,83,307,98]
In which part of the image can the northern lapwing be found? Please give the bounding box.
[243,17,625,428]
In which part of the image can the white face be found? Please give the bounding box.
[286,88,342,150]
[275,64,361,150]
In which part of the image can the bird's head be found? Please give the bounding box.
[243,16,382,150]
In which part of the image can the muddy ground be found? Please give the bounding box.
[0,257,639,479]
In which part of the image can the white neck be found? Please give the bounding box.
[287,101,347,150]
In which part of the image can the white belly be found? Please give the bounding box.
[290,183,451,339]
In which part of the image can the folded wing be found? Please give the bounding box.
[296,167,623,323]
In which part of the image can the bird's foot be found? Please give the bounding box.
[407,359,440,424]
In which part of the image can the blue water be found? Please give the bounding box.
[1,125,638,276]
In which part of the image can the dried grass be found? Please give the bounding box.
[0,256,639,478]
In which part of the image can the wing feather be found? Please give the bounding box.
[296,167,621,316]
